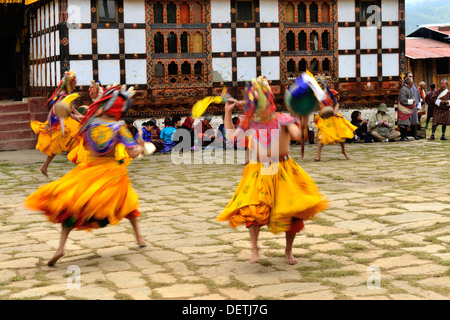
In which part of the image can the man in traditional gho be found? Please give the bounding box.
[404,72,421,140]
[398,77,416,142]
[424,83,436,130]
[25,85,146,266]
[429,79,450,141]
[216,76,328,265]
[30,70,83,177]
[418,81,427,130]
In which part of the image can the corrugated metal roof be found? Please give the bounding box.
[406,38,450,59]
[423,25,450,37]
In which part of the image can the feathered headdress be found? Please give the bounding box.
[46,70,77,107]
[76,84,136,138]
[240,76,276,130]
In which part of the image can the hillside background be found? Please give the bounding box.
[405,0,450,35]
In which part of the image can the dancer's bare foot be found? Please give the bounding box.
[342,152,350,160]
[314,158,320,162]
[47,250,64,266]
[137,236,147,247]
[40,166,49,178]
[285,250,298,265]
[250,247,259,263]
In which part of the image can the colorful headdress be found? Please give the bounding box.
[241,76,276,129]
[46,70,77,107]
[77,84,136,137]
[89,80,105,102]
[284,71,328,116]
[314,74,339,106]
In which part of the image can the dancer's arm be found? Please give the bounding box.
[286,122,302,142]
[223,98,240,142]
[333,102,340,116]
[70,104,84,122]
[126,137,145,159]
[119,125,144,158]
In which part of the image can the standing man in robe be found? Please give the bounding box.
[429,79,450,141]
[398,77,416,142]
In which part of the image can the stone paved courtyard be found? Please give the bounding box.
[0,139,449,300]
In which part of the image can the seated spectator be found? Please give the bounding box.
[172,115,182,129]
[173,116,196,151]
[140,121,152,142]
[160,118,177,153]
[217,116,226,148]
[141,119,164,153]
[194,114,215,148]
[124,118,138,138]
[348,111,374,143]
[368,103,400,142]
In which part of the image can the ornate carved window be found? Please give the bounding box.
[97,0,117,23]
[322,30,329,50]
[149,0,208,88]
[154,2,163,23]
[321,3,330,23]
[281,1,336,80]
[299,31,307,50]
[360,0,377,23]
[236,0,254,22]
[287,31,295,51]
[310,2,318,22]
[298,3,306,22]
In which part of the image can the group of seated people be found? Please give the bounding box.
[125,103,405,155]
[346,103,401,143]
[124,113,244,154]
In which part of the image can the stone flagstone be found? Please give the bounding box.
[0,142,449,301]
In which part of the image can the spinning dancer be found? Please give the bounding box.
[67,81,132,166]
[313,85,357,162]
[30,70,83,177]
[216,76,328,265]
[25,84,146,266]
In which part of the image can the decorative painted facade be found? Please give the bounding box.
[25,0,406,117]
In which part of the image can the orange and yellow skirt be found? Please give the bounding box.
[67,141,132,167]
[30,118,80,156]
[24,157,140,230]
[314,113,357,145]
[217,157,328,234]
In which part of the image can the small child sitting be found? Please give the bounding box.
[160,118,177,153]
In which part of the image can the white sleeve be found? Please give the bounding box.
[407,99,414,105]
[436,99,441,106]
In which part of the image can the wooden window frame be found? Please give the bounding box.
[235,0,255,23]
[97,0,117,23]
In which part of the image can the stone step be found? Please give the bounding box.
[0,103,29,113]
[0,138,36,151]
[0,121,32,132]
[0,112,31,123]
[0,130,36,141]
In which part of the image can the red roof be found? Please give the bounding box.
[423,25,450,37]
[406,38,450,59]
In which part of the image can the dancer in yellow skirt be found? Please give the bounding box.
[30,70,83,177]
[216,77,328,265]
[66,81,132,167]
[25,84,146,266]
[313,88,357,162]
